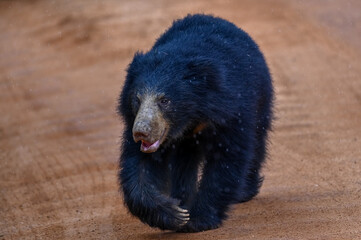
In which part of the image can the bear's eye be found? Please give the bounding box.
[136,95,141,104]
[131,94,141,114]
[158,97,170,107]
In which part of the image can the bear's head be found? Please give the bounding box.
[119,51,223,153]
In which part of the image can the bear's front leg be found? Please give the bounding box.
[119,130,190,230]
[170,140,202,207]
[178,130,254,232]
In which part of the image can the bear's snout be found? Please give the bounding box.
[133,128,150,142]
[133,120,152,141]
[132,94,169,153]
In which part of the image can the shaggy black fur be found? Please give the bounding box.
[118,14,273,232]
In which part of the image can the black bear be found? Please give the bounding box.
[117,14,273,232]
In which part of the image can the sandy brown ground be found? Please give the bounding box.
[1,0,360,239]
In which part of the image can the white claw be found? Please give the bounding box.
[179,213,189,217]
[180,218,189,226]
[175,206,188,213]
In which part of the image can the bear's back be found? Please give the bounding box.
[152,14,256,56]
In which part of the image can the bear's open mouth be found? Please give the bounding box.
[140,129,168,153]
[141,140,160,153]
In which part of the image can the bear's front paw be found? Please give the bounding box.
[172,205,190,226]
[176,214,221,232]
[147,204,190,230]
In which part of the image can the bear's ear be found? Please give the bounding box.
[132,51,144,63]
[184,57,222,90]
[126,51,145,80]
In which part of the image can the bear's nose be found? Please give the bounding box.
[132,120,152,142]
[133,131,149,142]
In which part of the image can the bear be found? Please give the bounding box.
[117,14,273,232]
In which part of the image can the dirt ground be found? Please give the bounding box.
[1,0,360,239]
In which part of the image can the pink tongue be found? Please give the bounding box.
[141,140,160,152]
[142,141,152,148]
